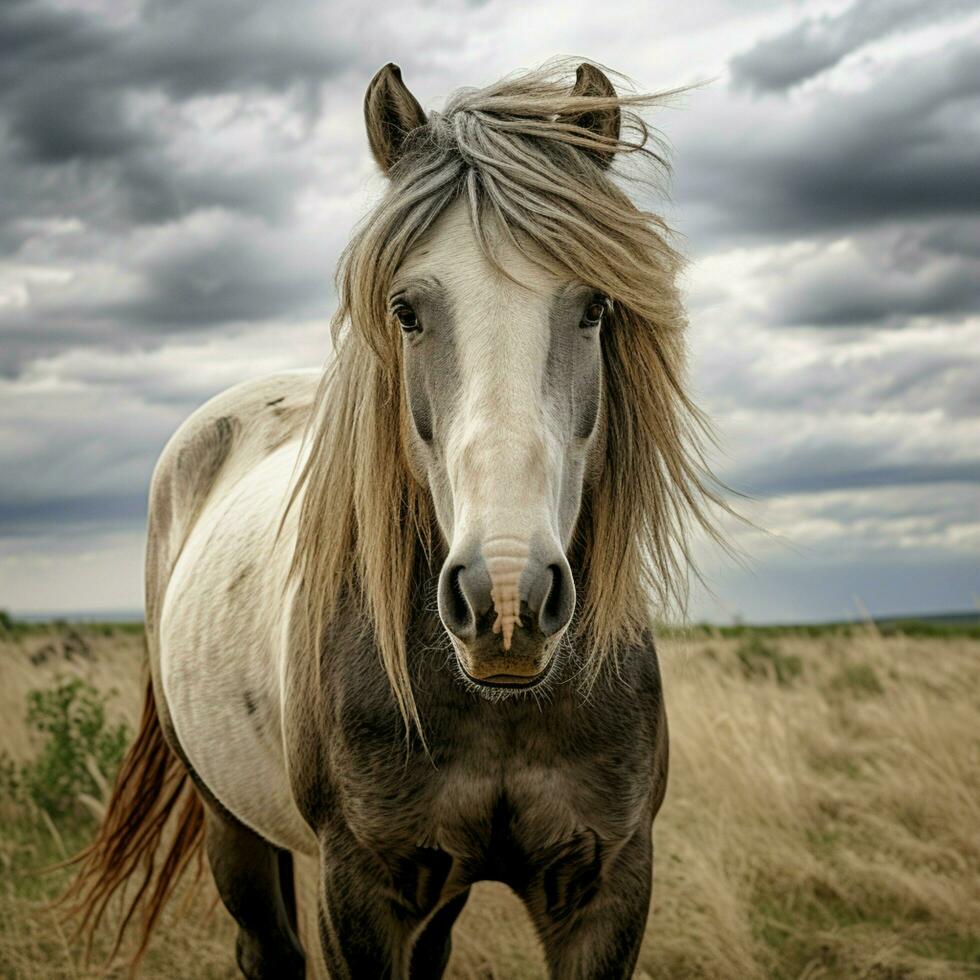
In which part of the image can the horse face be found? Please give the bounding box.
[394,200,605,689]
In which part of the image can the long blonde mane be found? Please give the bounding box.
[291,60,727,728]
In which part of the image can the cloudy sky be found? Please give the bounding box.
[1,0,978,622]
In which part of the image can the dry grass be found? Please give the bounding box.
[1,624,977,978]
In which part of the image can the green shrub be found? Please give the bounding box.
[829,661,884,697]
[735,635,803,686]
[0,677,129,820]
[0,607,26,638]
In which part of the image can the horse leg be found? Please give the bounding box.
[204,804,306,979]
[521,825,653,980]
[277,846,300,936]
[317,832,460,979]
[408,888,471,978]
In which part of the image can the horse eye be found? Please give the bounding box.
[394,305,421,332]
[581,296,607,328]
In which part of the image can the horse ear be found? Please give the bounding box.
[569,63,621,167]
[364,63,427,175]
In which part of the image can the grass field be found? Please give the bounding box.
[1,619,978,978]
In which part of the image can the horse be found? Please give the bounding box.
[64,59,723,979]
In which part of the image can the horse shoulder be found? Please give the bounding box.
[145,370,318,637]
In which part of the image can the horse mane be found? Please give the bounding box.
[290,59,728,729]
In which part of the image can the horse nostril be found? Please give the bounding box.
[440,564,475,639]
[449,565,468,621]
[544,566,563,623]
[538,562,575,637]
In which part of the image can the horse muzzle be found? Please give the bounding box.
[437,535,575,687]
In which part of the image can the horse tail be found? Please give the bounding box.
[59,674,205,973]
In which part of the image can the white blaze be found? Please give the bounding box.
[402,201,560,644]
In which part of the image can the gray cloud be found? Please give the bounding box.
[0,0,379,372]
[0,0,352,166]
[0,0,371,271]
[0,492,148,537]
[693,318,980,424]
[0,212,340,375]
[730,0,975,92]
[111,219,334,329]
[0,0,368,376]
[0,319,328,537]
[735,456,980,498]
[0,380,182,513]
[765,223,980,327]
[672,36,980,244]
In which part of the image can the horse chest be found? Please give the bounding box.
[302,627,665,903]
[333,699,653,884]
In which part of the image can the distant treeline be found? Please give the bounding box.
[0,612,144,640]
[675,613,980,641]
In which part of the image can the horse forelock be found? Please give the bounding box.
[290,59,731,730]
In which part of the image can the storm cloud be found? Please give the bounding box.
[729,0,976,92]
[0,0,354,226]
[675,37,980,242]
[1,0,978,622]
